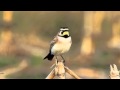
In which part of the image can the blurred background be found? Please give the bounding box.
[0,11,120,79]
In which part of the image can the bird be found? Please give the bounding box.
[43,27,72,63]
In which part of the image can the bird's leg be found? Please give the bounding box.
[55,56,58,63]
[51,56,58,69]
[60,55,66,65]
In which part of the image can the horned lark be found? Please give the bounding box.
[43,27,72,63]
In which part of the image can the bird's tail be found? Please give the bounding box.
[43,52,54,61]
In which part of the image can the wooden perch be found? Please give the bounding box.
[46,59,81,79]
[46,60,66,79]
[109,64,120,79]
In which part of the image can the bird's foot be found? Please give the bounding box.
[63,60,66,66]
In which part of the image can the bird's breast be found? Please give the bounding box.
[51,37,72,55]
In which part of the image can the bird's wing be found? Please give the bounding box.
[49,35,58,51]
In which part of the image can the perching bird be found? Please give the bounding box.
[43,27,72,63]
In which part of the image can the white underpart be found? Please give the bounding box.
[51,36,72,55]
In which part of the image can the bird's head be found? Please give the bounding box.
[58,27,70,38]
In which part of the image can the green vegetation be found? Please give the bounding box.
[29,55,43,66]
[0,56,19,68]
[7,73,46,79]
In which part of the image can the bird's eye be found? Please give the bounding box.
[61,31,63,34]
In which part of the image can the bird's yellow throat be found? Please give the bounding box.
[62,31,69,36]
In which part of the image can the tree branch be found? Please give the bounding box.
[46,59,81,79]
[45,68,55,79]
[65,66,81,79]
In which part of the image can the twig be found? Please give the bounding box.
[46,59,66,79]
[45,68,55,79]
[65,66,81,79]
[46,59,81,79]
[109,64,120,79]
[54,61,66,79]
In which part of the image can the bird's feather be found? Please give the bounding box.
[49,35,58,51]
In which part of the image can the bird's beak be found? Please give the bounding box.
[63,31,69,36]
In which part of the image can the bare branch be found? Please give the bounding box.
[45,68,55,79]
[46,59,81,79]
[54,61,66,79]
[109,64,120,79]
[65,66,81,79]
